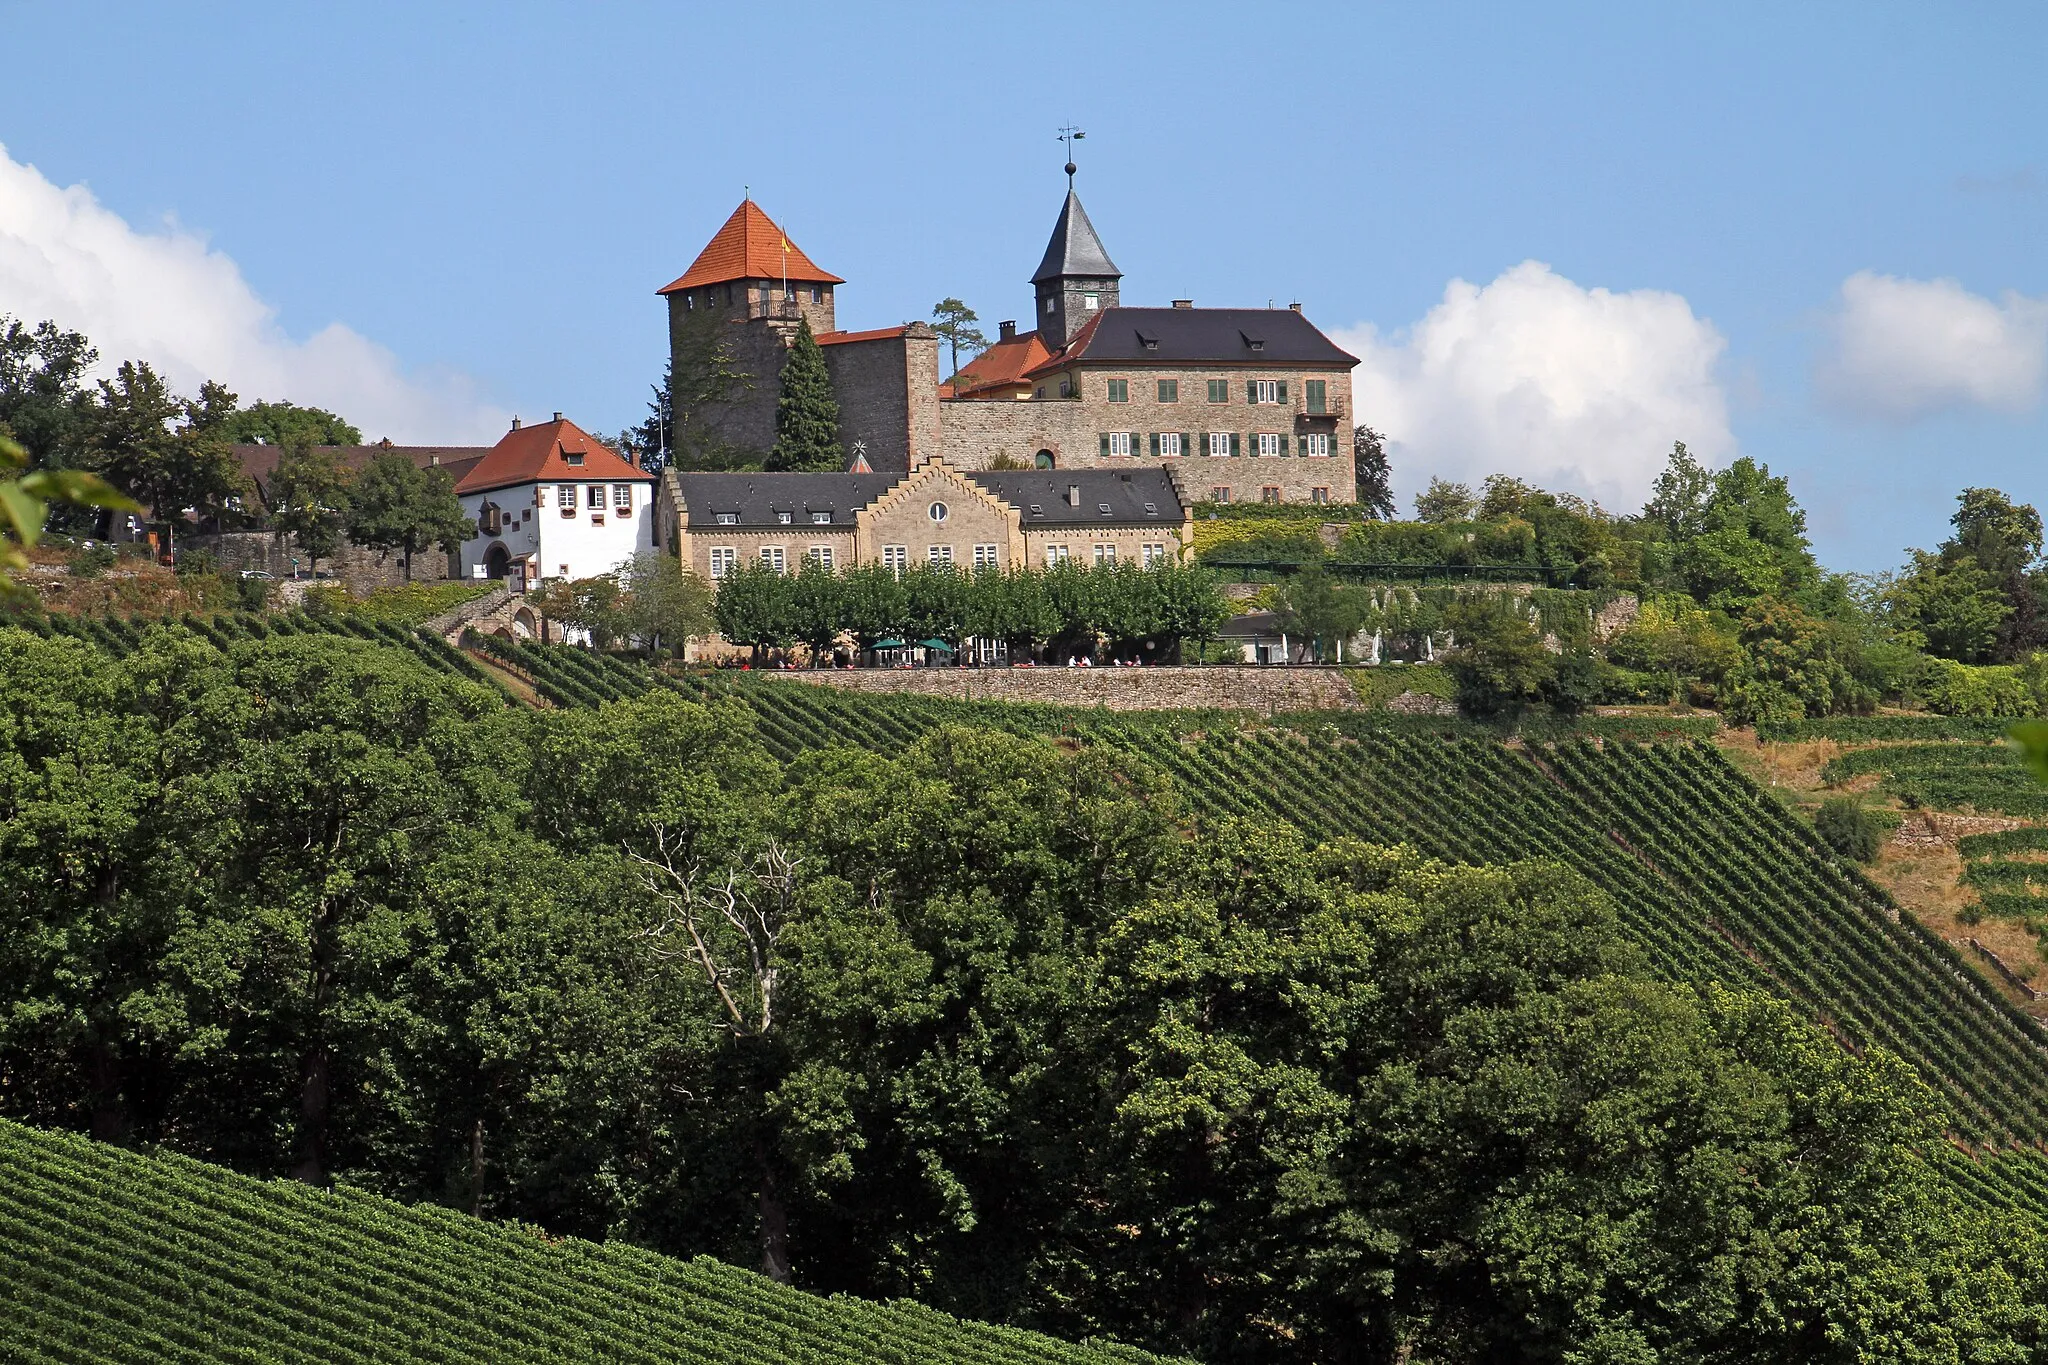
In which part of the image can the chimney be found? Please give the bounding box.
[999,320,1016,340]
[553,411,563,422]
[1171,299,1193,309]
[1289,302,1303,312]
[511,416,521,430]
[1067,484,1081,507]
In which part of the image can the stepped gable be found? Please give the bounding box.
[1026,306,1358,374]
[454,417,650,497]
[658,200,844,295]
[1032,189,1120,284]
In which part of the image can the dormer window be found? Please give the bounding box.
[810,510,832,524]
[1240,331,1266,352]
[776,510,793,525]
[1137,331,1158,350]
[566,452,585,467]
[715,511,739,526]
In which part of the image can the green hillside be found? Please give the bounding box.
[0,1118,1170,1365]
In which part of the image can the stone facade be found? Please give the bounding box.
[937,355,1356,507]
[821,325,942,472]
[192,530,452,587]
[663,458,1193,583]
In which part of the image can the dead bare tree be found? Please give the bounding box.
[625,824,803,1280]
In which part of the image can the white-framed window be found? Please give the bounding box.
[587,484,606,507]
[929,544,953,565]
[614,484,634,509]
[760,546,787,572]
[776,510,793,525]
[1105,431,1133,457]
[882,544,908,572]
[1094,544,1116,564]
[1207,431,1232,457]
[1302,432,1331,458]
[1045,544,1070,566]
[1256,433,1282,457]
[1142,542,1168,566]
[708,547,736,579]
[1083,292,1099,310]
[715,511,739,526]
[808,545,834,568]
[557,483,577,514]
[928,501,949,523]
[810,510,832,524]
[973,543,999,568]
[1158,432,1183,457]
[1253,379,1280,404]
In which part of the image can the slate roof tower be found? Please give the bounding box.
[1032,169,1120,348]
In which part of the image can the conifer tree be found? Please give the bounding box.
[766,319,843,472]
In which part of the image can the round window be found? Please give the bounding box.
[928,501,949,523]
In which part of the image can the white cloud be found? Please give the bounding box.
[1816,271,2048,422]
[1333,261,1733,513]
[0,142,507,442]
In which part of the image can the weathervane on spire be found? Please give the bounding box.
[1058,124,1085,186]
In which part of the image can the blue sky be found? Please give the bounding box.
[1,1,2043,572]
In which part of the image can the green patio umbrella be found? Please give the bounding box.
[919,639,955,652]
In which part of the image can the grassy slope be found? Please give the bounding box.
[0,1119,1172,1365]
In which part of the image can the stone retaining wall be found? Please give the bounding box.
[749,664,1361,713]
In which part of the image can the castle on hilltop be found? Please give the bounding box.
[656,172,1358,508]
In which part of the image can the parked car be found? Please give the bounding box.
[238,570,275,580]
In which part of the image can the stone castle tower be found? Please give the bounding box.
[1031,180,1122,347]
[657,200,938,471]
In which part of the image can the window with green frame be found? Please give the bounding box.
[1106,379,1129,403]
[1157,378,1178,402]
[1306,379,1327,414]
[1207,378,1229,403]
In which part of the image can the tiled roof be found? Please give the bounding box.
[1025,306,1357,376]
[949,330,1053,397]
[455,417,651,496]
[232,443,491,507]
[658,200,844,295]
[815,325,906,347]
[1032,189,1120,284]
[671,466,1184,530]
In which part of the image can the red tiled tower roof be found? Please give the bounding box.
[455,416,650,496]
[658,200,844,295]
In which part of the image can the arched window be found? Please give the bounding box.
[1035,450,1056,469]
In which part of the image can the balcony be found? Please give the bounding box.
[1295,399,1345,425]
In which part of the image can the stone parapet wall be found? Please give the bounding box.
[190,531,450,589]
[748,664,1362,713]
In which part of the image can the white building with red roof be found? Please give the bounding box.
[453,414,654,590]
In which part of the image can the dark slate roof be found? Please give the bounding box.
[1028,307,1358,374]
[966,467,1182,528]
[671,467,1184,530]
[1031,190,1120,284]
[671,472,901,529]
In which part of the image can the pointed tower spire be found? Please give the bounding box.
[1032,173,1121,347]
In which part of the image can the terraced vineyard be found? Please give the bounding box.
[15,624,2048,1209]
[12,610,496,685]
[0,1118,1172,1365]
[1821,741,2048,818]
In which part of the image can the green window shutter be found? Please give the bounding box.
[1230,433,1241,457]
[1246,381,1257,404]
[1277,381,1288,403]
[1281,435,1291,455]
[1184,432,1193,458]
[1148,432,1158,456]
[1099,433,1110,458]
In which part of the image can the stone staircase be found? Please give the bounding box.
[423,586,517,642]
